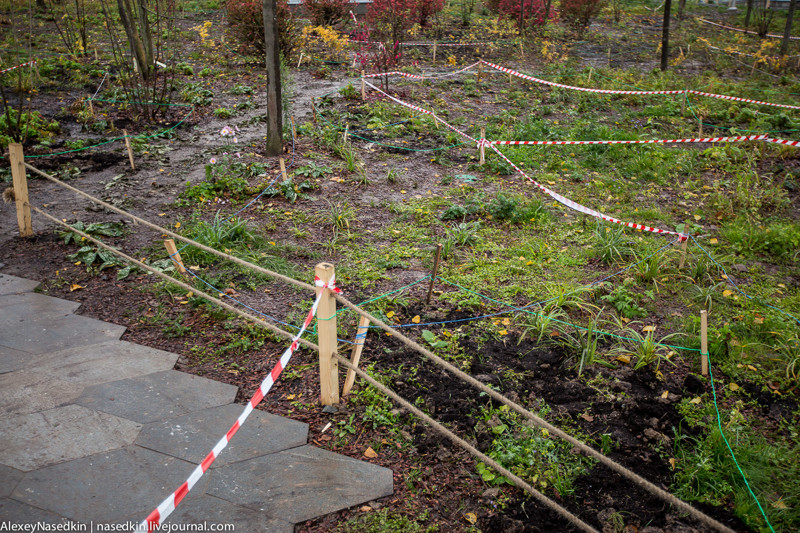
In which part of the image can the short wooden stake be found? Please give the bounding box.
[343,125,349,144]
[9,143,32,238]
[681,90,686,116]
[479,127,486,164]
[478,62,483,83]
[352,54,357,68]
[432,42,437,64]
[123,130,135,169]
[342,315,370,397]
[700,309,709,377]
[678,235,689,269]
[587,66,593,83]
[698,117,703,137]
[297,52,304,68]
[87,98,94,116]
[94,48,98,61]
[607,47,611,67]
[361,70,365,100]
[426,243,443,304]
[316,262,339,406]
[279,157,287,181]
[290,116,297,150]
[164,239,186,273]
[312,102,318,123]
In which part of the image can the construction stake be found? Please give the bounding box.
[297,52,304,68]
[342,315,370,396]
[426,244,443,304]
[290,116,297,151]
[123,129,135,170]
[679,236,689,269]
[316,262,339,405]
[8,143,32,237]
[479,127,486,165]
[361,70,366,100]
[164,239,186,273]
[700,310,709,377]
[279,157,287,181]
[433,42,437,64]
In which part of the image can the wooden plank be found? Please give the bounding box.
[700,310,709,377]
[342,316,371,397]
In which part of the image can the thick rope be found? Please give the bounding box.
[28,204,318,351]
[331,294,736,533]
[23,163,315,293]
[333,353,599,533]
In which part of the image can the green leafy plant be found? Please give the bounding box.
[593,223,633,264]
[600,279,647,319]
[318,200,356,237]
[59,221,127,245]
[213,107,234,118]
[294,162,332,179]
[267,178,314,203]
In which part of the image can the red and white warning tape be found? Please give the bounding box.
[699,18,800,41]
[361,62,480,82]
[137,277,342,533]
[363,80,686,240]
[0,60,36,75]
[480,60,800,110]
[764,137,800,147]
[491,134,769,146]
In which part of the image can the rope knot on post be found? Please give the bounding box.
[314,275,342,294]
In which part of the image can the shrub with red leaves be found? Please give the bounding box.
[302,0,350,26]
[559,0,604,32]
[226,0,299,56]
[368,0,445,43]
[487,0,553,28]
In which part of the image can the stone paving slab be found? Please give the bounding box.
[0,312,125,354]
[0,345,31,374]
[0,465,24,498]
[168,495,294,533]
[0,292,81,319]
[136,404,308,468]
[36,341,178,386]
[208,445,394,524]
[0,370,84,418]
[11,447,206,523]
[0,498,69,525]
[77,370,238,424]
[0,405,142,472]
[0,273,39,296]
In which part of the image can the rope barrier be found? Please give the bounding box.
[699,17,800,41]
[22,163,315,293]
[27,204,318,351]
[332,354,599,533]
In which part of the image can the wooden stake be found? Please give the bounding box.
[426,243,443,304]
[700,309,709,377]
[87,98,94,116]
[163,239,186,273]
[361,70,366,100]
[94,48,98,61]
[509,72,513,86]
[312,102,318,123]
[342,315,370,397]
[587,66,593,83]
[316,262,339,406]
[678,235,689,269]
[352,54,357,68]
[279,157,287,181]
[607,47,611,67]
[479,127,486,164]
[478,62,483,83]
[297,52,304,68]
[433,42,437,64]
[343,125,349,144]
[290,116,296,151]
[681,90,686,116]
[698,116,703,137]
[8,143,32,238]
[123,130,135,169]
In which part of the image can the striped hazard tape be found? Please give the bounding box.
[480,60,800,110]
[137,277,342,533]
[363,81,686,240]
[0,60,36,75]
[491,134,769,146]
[699,18,800,41]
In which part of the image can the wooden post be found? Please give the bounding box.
[312,101,317,123]
[164,239,186,273]
[681,90,686,116]
[297,52,304,68]
[123,130,135,170]
[679,234,689,269]
[342,315,370,396]
[361,70,366,100]
[700,309,709,376]
[426,243,443,304]
[279,157,287,181]
[587,66,593,84]
[343,125,349,144]
[316,262,339,406]
[433,42,437,64]
[478,62,483,83]
[290,116,296,150]
[698,116,703,137]
[87,98,94,116]
[479,127,486,165]
[8,143,32,238]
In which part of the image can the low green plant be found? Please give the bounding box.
[600,279,647,319]
[180,82,214,106]
[179,212,257,267]
[266,178,314,203]
[610,324,680,376]
[213,107,234,118]
[593,223,633,264]
[518,306,567,344]
[59,221,127,244]
[318,200,356,237]
[339,83,359,100]
[294,162,332,179]
[0,108,60,149]
[229,84,254,95]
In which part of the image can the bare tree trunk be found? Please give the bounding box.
[781,0,797,56]
[678,0,686,21]
[661,0,672,70]
[116,0,152,80]
[745,0,754,26]
[263,0,283,156]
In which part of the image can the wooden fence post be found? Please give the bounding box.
[678,236,689,269]
[361,70,366,100]
[432,42,437,64]
[9,143,32,237]
[290,116,297,150]
[279,157,287,181]
[164,239,186,273]
[700,309,709,377]
[316,262,339,405]
[479,127,486,165]
[426,243,443,304]
[342,315,370,397]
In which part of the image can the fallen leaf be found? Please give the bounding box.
[286,394,296,400]
[363,447,378,458]
[694,214,702,221]
[69,284,84,292]
[580,413,594,422]
[616,355,631,364]
[224,288,236,295]
[778,283,786,289]
[412,315,421,323]
[722,289,734,298]
[464,513,477,525]
[709,238,718,244]
[729,383,740,391]
[498,329,508,336]
[174,222,181,229]
[386,311,395,318]
[642,325,656,333]
[747,365,757,371]
[359,506,373,512]
[669,457,677,470]
[502,318,510,326]
[753,317,764,324]
[661,390,670,399]
[690,397,702,404]
[772,500,788,510]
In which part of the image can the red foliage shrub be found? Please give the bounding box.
[488,0,553,28]
[302,0,350,26]
[226,0,299,56]
[368,0,445,42]
[559,0,604,32]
